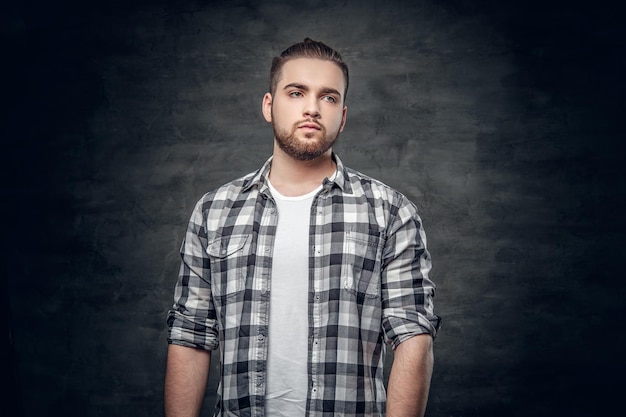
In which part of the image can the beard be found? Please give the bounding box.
[273,119,341,161]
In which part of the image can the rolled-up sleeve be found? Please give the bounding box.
[381,198,441,349]
[167,198,219,351]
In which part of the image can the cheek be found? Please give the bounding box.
[330,111,345,131]
[273,102,295,123]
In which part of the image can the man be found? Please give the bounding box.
[165,38,440,417]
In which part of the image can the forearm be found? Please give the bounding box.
[164,344,211,417]
[386,334,434,417]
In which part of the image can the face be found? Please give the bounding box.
[262,58,347,161]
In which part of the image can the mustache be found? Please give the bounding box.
[296,119,324,130]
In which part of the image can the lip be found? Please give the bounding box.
[298,122,321,130]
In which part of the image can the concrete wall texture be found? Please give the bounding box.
[3,0,624,416]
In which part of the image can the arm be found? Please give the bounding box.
[164,344,211,417]
[386,334,434,417]
[165,197,218,416]
[382,196,439,416]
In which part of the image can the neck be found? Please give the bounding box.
[269,144,336,197]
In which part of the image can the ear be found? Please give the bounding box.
[339,105,348,132]
[262,93,273,123]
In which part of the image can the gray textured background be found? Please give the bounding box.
[3,0,625,416]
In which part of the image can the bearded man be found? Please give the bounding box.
[165,38,441,417]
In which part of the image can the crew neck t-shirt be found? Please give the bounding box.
[264,180,324,416]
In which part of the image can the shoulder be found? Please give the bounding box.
[343,166,416,211]
[194,170,259,212]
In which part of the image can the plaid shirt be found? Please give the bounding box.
[167,154,440,417]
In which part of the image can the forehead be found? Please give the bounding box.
[278,58,346,92]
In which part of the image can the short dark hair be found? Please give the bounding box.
[269,38,349,101]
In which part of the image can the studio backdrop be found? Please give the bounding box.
[4,0,624,416]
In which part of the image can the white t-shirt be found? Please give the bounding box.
[264,180,322,416]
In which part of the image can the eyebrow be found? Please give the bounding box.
[283,83,342,98]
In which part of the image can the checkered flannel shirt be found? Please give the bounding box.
[167,153,440,417]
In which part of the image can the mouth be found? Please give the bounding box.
[298,122,322,130]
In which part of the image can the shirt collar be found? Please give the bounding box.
[242,152,353,195]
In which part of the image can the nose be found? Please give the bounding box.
[303,96,320,119]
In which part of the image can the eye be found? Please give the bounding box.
[289,91,303,98]
[322,95,337,103]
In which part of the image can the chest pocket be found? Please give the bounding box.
[342,228,383,299]
[206,234,250,296]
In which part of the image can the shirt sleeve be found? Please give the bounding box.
[166,197,219,351]
[381,196,441,349]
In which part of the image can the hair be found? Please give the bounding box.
[269,38,349,101]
